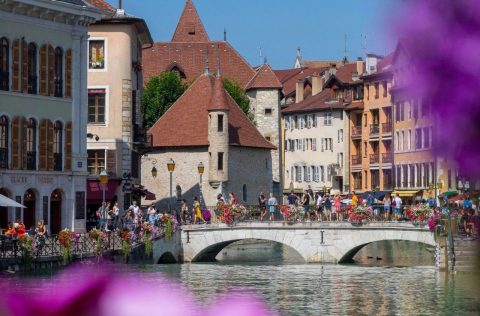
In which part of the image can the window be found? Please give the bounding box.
[364,141,367,157]
[27,43,37,94]
[413,99,419,120]
[0,37,8,91]
[53,121,63,171]
[218,152,224,170]
[89,40,105,69]
[401,131,405,151]
[312,114,317,127]
[354,85,363,100]
[217,114,224,132]
[26,118,37,170]
[364,113,367,127]
[88,89,106,124]
[303,166,308,182]
[294,116,298,129]
[0,115,8,168]
[320,166,325,182]
[296,166,302,182]
[324,112,332,126]
[264,108,272,115]
[415,128,422,150]
[339,153,344,167]
[285,117,290,130]
[87,149,105,175]
[423,127,430,148]
[312,138,317,151]
[265,136,271,142]
[338,129,343,143]
[54,47,63,97]
[408,129,411,150]
[306,115,310,128]
[374,82,379,99]
[366,84,369,100]
[242,184,247,202]
[382,81,388,97]
[396,131,400,151]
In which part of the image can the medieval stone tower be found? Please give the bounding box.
[207,75,230,190]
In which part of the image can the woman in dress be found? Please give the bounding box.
[193,196,206,224]
[333,193,341,221]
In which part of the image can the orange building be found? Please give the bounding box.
[349,53,394,193]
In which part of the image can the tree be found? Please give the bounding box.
[141,71,186,129]
[223,78,255,123]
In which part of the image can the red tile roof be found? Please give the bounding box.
[304,60,343,69]
[345,101,364,111]
[334,63,362,84]
[281,89,343,114]
[208,75,230,111]
[377,52,394,72]
[148,74,275,149]
[85,0,115,12]
[245,64,283,90]
[143,42,256,88]
[172,0,209,42]
[274,67,328,97]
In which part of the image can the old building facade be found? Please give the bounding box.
[86,0,153,218]
[142,0,282,196]
[142,72,275,208]
[0,0,99,233]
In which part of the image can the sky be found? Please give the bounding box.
[105,0,399,69]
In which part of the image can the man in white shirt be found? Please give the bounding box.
[394,193,403,220]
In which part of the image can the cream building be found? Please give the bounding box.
[86,0,152,219]
[283,73,349,195]
[0,0,99,233]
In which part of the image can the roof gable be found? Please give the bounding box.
[172,0,209,42]
[148,74,275,149]
[245,64,283,90]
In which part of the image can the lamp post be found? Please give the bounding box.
[99,169,109,226]
[197,162,204,207]
[167,158,175,213]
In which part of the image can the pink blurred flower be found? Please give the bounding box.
[1,265,277,316]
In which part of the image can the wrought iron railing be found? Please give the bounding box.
[382,122,392,134]
[370,124,380,135]
[351,126,362,137]
[370,153,380,164]
[352,155,362,165]
[382,152,393,163]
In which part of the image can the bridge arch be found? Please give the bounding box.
[338,240,435,263]
[157,251,177,264]
[191,238,304,262]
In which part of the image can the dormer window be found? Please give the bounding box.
[186,22,195,35]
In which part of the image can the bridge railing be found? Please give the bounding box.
[194,204,437,225]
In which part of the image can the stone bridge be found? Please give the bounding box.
[174,222,436,264]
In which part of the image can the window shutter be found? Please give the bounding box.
[40,45,48,96]
[11,39,20,92]
[39,119,48,171]
[303,139,305,151]
[65,49,72,98]
[47,120,54,170]
[48,45,55,96]
[65,121,72,171]
[21,39,27,93]
[22,117,27,169]
[11,117,20,169]
[106,150,116,176]
[313,138,317,151]
[321,138,324,152]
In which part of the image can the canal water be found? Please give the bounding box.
[2,240,479,315]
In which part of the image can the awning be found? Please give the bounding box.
[0,194,25,208]
[440,191,458,199]
[87,179,121,202]
[392,190,421,197]
[361,190,391,200]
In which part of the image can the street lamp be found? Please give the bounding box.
[151,159,157,178]
[99,169,109,224]
[197,162,204,207]
[167,158,175,213]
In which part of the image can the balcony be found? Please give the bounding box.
[54,153,62,171]
[382,152,393,163]
[26,151,36,170]
[370,124,379,136]
[351,126,362,138]
[0,147,8,168]
[382,122,392,134]
[370,153,380,164]
[352,155,362,165]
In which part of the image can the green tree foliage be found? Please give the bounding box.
[223,78,255,123]
[141,71,187,129]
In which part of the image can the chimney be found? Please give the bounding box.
[356,59,364,76]
[311,73,324,96]
[296,79,304,103]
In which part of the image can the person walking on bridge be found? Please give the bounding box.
[268,193,278,221]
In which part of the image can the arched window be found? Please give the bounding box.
[0,37,9,91]
[54,47,63,97]
[0,115,8,169]
[242,184,247,202]
[26,118,36,170]
[27,43,37,94]
[53,121,63,171]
